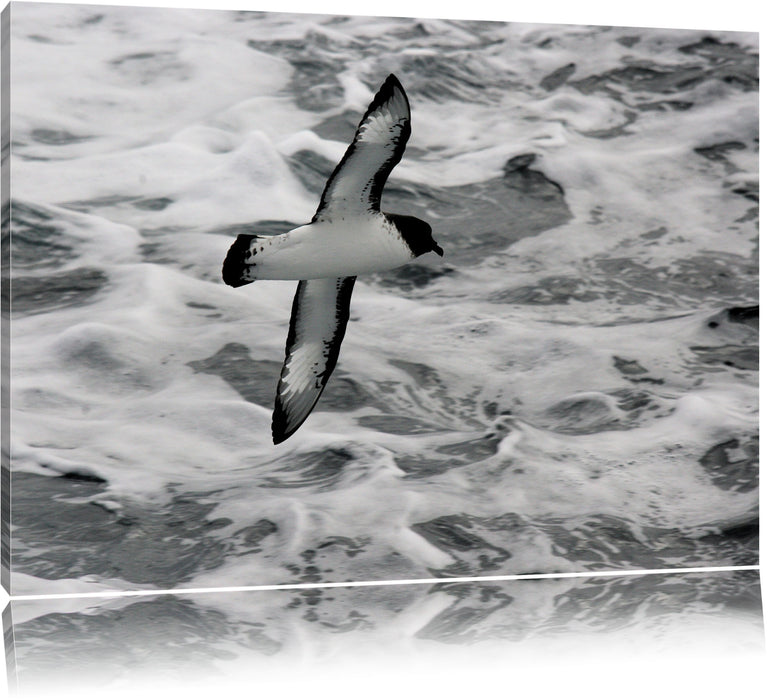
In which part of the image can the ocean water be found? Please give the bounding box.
[6,4,758,594]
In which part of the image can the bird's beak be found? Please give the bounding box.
[432,242,444,257]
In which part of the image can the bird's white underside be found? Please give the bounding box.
[241,216,414,280]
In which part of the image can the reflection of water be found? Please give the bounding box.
[3,570,764,696]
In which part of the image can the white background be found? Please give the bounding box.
[1,0,770,698]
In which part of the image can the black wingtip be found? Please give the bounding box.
[271,408,287,444]
[371,73,408,107]
[271,405,298,445]
[222,234,255,287]
[271,387,319,445]
[272,430,291,445]
[385,73,406,96]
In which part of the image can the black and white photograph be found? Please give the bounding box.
[0,0,764,696]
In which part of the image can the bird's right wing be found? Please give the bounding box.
[312,74,411,221]
[272,276,357,444]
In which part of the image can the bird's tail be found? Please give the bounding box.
[222,234,262,287]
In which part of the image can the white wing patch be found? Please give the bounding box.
[272,276,357,444]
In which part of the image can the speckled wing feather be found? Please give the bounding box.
[312,74,411,221]
[272,276,357,444]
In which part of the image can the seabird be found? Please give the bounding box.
[222,74,443,444]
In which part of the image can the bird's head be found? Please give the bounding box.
[387,213,444,258]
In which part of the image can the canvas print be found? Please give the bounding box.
[1,3,758,596]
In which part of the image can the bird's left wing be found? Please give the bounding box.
[312,74,411,221]
[272,276,357,444]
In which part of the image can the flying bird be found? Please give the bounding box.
[222,74,443,444]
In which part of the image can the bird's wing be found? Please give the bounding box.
[312,74,411,221]
[272,276,357,444]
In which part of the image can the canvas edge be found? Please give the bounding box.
[1,1,11,597]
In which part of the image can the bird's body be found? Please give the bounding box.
[223,212,418,281]
[222,74,442,443]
